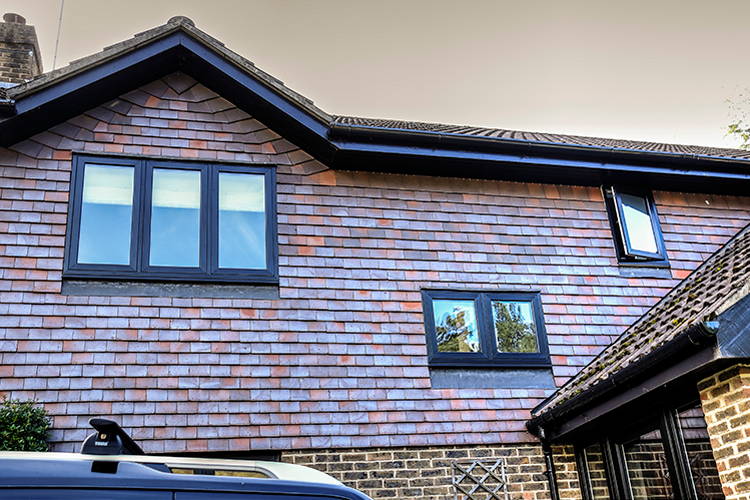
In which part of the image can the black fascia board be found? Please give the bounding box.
[0,37,183,146]
[329,124,750,195]
[0,31,335,164]
[525,321,720,441]
[547,347,729,443]
[172,34,335,164]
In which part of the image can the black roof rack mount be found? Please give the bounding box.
[80,418,145,456]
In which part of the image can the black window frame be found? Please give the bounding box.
[575,404,709,500]
[64,155,278,284]
[422,289,550,368]
[603,186,669,267]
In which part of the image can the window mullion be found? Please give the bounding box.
[477,294,494,361]
[575,445,594,500]
[606,438,632,500]
[205,165,215,276]
[134,159,146,273]
[659,408,697,500]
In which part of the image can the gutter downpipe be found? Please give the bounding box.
[538,426,560,500]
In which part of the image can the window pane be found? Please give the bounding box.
[218,172,266,269]
[150,169,201,267]
[491,301,538,353]
[620,193,658,254]
[433,300,480,353]
[584,443,611,500]
[624,428,673,500]
[678,405,723,499]
[78,164,134,265]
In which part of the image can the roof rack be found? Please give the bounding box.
[80,418,144,455]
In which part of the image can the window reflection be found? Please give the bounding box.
[150,169,201,267]
[583,443,610,499]
[218,172,266,269]
[623,428,673,500]
[433,300,480,353]
[491,300,538,353]
[620,192,658,254]
[678,405,723,499]
[78,164,134,265]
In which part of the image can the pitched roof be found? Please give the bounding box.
[531,221,750,418]
[3,15,749,163]
[6,16,330,124]
[333,116,750,160]
[3,16,750,195]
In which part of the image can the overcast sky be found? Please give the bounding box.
[5,0,750,149]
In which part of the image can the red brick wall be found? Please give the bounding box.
[699,364,750,499]
[284,443,576,500]
[1,72,749,454]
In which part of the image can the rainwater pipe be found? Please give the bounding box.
[538,426,560,500]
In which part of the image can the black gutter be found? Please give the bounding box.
[526,320,719,437]
[329,122,750,175]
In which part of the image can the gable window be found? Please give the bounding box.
[422,290,549,367]
[64,155,277,283]
[604,186,668,266]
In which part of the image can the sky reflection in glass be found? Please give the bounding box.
[620,193,658,254]
[218,172,266,269]
[77,164,134,265]
[150,169,201,267]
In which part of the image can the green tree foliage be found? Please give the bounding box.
[727,89,750,149]
[493,302,537,353]
[0,397,52,451]
[436,309,477,352]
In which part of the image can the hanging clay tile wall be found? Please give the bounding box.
[0,71,750,499]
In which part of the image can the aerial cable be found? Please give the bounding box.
[53,0,65,70]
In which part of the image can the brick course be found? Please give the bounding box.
[0,71,749,454]
[699,364,750,500]
[284,443,580,500]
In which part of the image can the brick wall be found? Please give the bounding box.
[553,445,581,499]
[699,364,750,500]
[0,71,750,454]
[284,443,579,500]
[0,15,42,83]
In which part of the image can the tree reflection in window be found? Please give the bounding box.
[492,301,539,353]
[423,290,549,367]
[434,300,480,353]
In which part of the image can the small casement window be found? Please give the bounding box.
[422,290,550,367]
[604,186,668,266]
[64,155,277,283]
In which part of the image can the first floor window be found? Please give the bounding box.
[422,290,550,367]
[604,186,668,266]
[65,155,277,283]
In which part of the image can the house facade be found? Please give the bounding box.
[2,14,750,500]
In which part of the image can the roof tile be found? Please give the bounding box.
[533,221,750,415]
[333,115,750,160]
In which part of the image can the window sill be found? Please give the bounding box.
[62,280,280,299]
[617,265,672,279]
[429,366,556,389]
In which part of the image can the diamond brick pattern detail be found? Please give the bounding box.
[0,71,749,454]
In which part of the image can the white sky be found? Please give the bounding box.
[5,0,750,149]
